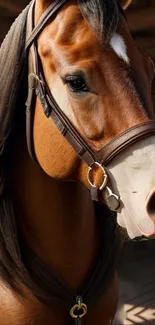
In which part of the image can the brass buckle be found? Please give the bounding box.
[70,298,87,319]
[87,162,108,190]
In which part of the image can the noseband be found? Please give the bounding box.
[25,0,155,212]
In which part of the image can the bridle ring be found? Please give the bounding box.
[87,162,108,191]
[70,302,87,319]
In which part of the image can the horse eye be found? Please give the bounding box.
[65,75,89,93]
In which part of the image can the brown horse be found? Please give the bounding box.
[0,0,155,324]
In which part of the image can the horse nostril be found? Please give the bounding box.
[146,189,155,222]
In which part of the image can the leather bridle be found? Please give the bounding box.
[25,0,155,211]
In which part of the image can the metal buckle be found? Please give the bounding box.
[87,162,108,191]
[70,298,87,319]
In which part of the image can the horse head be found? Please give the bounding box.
[28,0,155,238]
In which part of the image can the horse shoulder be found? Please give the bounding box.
[0,281,42,325]
[0,281,68,325]
[0,275,118,325]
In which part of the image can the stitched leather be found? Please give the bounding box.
[25,0,155,169]
[97,120,155,165]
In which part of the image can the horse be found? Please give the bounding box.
[0,0,155,324]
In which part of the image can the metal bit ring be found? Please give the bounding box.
[70,303,87,319]
[87,162,108,190]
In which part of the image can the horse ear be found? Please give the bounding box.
[119,0,132,10]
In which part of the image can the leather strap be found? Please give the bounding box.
[20,206,122,310]
[26,0,38,162]
[26,71,155,168]
[97,120,155,165]
[26,73,97,165]
[26,0,68,52]
[25,0,155,170]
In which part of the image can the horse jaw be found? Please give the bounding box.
[106,136,155,239]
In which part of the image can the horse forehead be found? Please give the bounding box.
[39,2,86,44]
[38,5,130,69]
[38,6,102,68]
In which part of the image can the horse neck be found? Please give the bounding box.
[11,138,99,291]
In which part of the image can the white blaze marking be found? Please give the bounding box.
[110,32,130,64]
[108,136,155,239]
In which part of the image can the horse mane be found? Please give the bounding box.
[78,0,123,42]
[0,0,122,297]
[0,3,32,293]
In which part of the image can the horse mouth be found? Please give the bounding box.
[128,224,155,238]
[146,188,155,223]
[139,228,155,237]
[117,210,155,239]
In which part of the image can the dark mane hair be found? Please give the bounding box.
[78,0,123,42]
[0,0,123,297]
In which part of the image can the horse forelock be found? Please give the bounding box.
[78,0,122,43]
